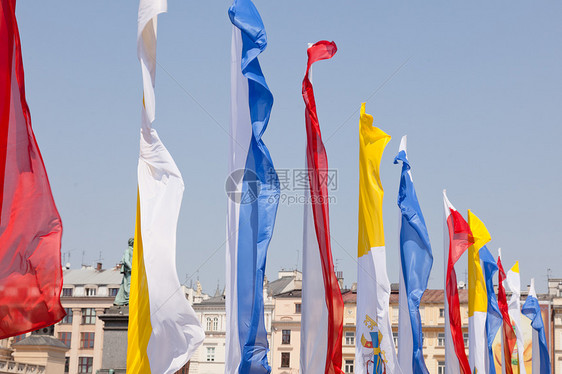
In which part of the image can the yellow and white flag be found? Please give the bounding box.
[127,1,204,373]
[356,103,402,374]
[467,210,489,374]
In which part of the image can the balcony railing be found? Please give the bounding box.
[0,360,45,374]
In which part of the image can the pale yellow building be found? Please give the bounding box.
[269,285,470,374]
[270,289,301,374]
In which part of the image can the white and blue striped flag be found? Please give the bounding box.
[522,279,551,374]
[394,136,433,374]
[225,0,280,373]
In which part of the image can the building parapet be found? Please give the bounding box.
[0,360,45,374]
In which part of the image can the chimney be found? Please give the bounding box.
[96,262,102,271]
[336,271,344,289]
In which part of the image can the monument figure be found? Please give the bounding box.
[114,238,133,306]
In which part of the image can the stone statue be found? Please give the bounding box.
[114,238,133,306]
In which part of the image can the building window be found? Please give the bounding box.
[85,288,96,296]
[213,317,219,331]
[78,357,93,373]
[439,308,445,318]
[109,288,119,297]
[61,308,73,324]
[463,333,469,347]
[345,331,355,346]
[206,317,212,331]
[58,332,72,347]
[62,288,73,297]
[80,332,95,349]
[64,357,69,373]
[295,303,301,314]
[281,352,290,368]
[81,308,96,325]
[282,329,291,344]
[176,362,190,374]
[393,332,398,347]
[345,359,354,373]
[438,333,445,347]
[206,347,215,362]
[438,361,445,374]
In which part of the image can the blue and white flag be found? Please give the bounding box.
[225,0,280,373]
[479,246,503,374]
[522,278,551,374]
[394,136,433,374]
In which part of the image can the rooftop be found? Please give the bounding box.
[63,267,122,286]
[275,289,302,298]
[267,276,295,296]
[198,294,226,306]
[12,335,67,349]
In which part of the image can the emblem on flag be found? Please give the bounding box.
[360,315,388,374]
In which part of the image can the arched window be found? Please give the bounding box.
[206,317,212,331]
[213,317,219,331]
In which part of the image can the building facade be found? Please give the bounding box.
[548,278,562,373]
[3,266,562,373]
[268,285,471,374]
[190,270,302,374]
[270,290,301,374]
[189,289,275,374]
[55,265,122,374]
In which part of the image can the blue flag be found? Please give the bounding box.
[394,136,433,374]
[522,279,551,374]
[226,0,280,373]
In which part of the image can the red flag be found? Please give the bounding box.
[497,252,516,374]
[443,192,471,374]
[301,41,344,374]
[0,0,65,339]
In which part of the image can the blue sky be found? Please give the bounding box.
[16,1,562,294]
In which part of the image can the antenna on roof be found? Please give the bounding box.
[81,250,86,266]
[295,250,300,271]
[335,258,341,272]
[62,248,77,267]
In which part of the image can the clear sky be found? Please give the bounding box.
[16,1,562,294]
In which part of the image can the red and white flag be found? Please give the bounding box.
[0,0,65,338]
[300,41,344,374]
[442,191,471,374]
